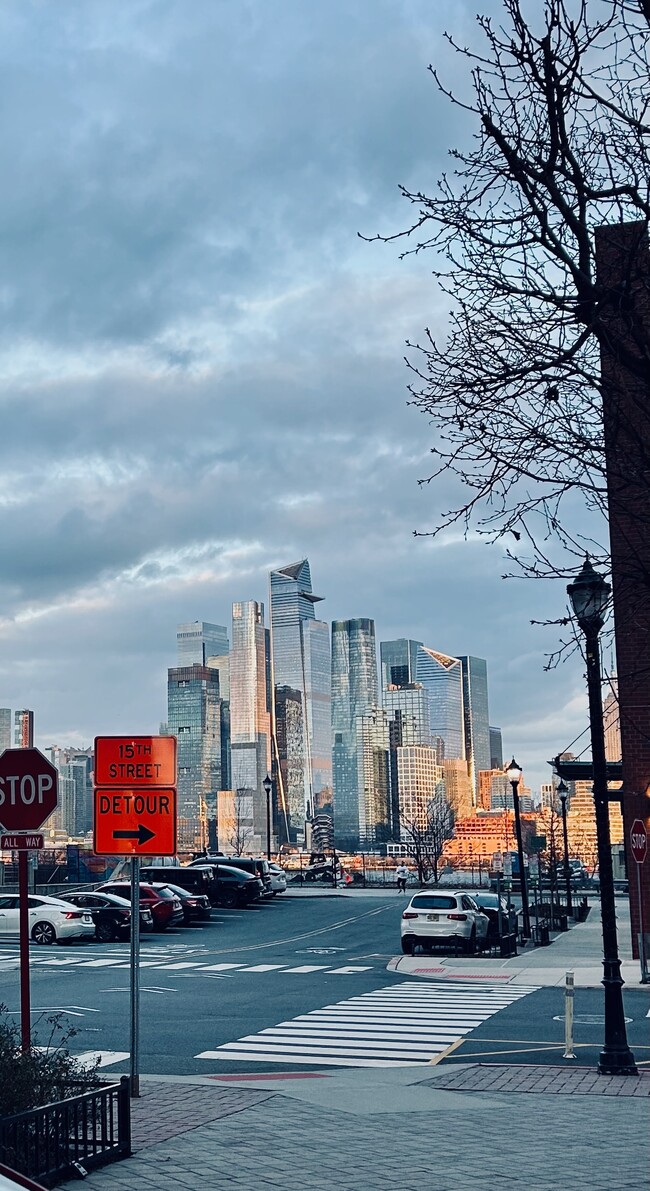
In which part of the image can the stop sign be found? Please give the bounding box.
[630,819,647,864]
[0,748,59,832]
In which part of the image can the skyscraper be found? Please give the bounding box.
[415,648,465,759]
[380,639,422,690]
[331,618,379,846]
[177,622,229,667]
[269,560,331,841]
[0,709,11,752]
[459,656,491,796]
[356,707,390,845]
[489,726,504,771]
[14,709,34,748]
[167,664,226,849]
[230,600,272,852]
[383,684,432,836]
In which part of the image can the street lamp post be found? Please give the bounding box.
[557,779,573,916]
[262,774,273,862]
[567,556,637,1075]
[506,757,531,941]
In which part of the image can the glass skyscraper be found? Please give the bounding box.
[415,647,465,760]
[0,709,11,752]
[380,639,422,690]
[459,655,491,796]
[269,560,331,841]
[167,664,226,848]
[332,618,379,847]
[230,600,272,852]
[177,621,229,667]
[356,707,390,845]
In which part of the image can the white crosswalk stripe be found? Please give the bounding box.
[0,950,375,977]
[196,979,539,1068]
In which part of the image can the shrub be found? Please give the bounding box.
[0,1005,100,1116]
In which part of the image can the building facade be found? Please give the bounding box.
[356,707,390,846]
[176,622,229,667]
[459,656,491,796]
[331,618,379,847]
[415,648,465,759]
[230,600,272,853]
[489,726,504,771]
[14,709,34,748]
[167,664,226,849]
[0,709,11,752]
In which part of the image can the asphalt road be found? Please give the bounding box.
[1,894,647,1076]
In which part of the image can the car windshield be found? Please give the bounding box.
[155,887,177,900]
[410,895,457,910]
[474,894,499,908]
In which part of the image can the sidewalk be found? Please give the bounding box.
[56,899,650,1191]
[392,899,650,988]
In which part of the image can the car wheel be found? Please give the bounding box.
[96,919,116,943]
[220,890,238,908]
[32,921,56,946]
[401,937,414,955]
[464,928,477,955]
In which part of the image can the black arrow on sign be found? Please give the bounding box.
[113,824,156,846]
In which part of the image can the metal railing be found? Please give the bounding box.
[0,1078,131,1186]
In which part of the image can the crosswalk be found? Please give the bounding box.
[0,948,374,977]
[196,979,539,1068]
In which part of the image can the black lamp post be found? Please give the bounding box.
[262,773,273,862]
[567,555,637,1075]
[557,779,573,916]
[505,757,531,941]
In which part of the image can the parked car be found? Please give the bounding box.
[466,891,517,941]
[97,883,184,931]
[64,891,154,941]
[0,894,95,945]
[191,854,273,897]
[268,863,287,895]
[400,891,490,955]
[140,863,261,909]
[156,882,211,925]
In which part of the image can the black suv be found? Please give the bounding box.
[140,863,262,909]
[191,854,273,897]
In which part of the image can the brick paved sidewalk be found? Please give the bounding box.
[430,1063,650,1097]
[129,1081,276,1147]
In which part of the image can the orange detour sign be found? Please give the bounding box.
[94,735,177,856]
[93,787,177,856]
[94,735,177,787]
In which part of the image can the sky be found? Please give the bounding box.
[0,0,602,794]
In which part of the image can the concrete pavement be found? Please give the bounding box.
[56,894,649,1191]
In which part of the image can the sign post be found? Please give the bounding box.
[630,819,648,984]
[0,748,59,1051]
[94,736,177,1096]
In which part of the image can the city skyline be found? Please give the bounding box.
[0,0,604,797]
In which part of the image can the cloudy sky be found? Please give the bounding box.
[0,0,602,792]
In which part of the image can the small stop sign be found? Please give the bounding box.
[630,819,647,865]
[0,748,59,832]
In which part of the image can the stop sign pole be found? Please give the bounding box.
[630,819,649,984]
[0,748,59,1051]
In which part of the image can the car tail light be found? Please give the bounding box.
[402,911,418,919]
[448,913,467,921]
[64,911,82,919]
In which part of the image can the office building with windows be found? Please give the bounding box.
[396,744,444,831]
[230,600,272,854]
[177,621,229,667]
[167,664,226,848]
[380,639,422,690]
[459,656,491,797]
[489,726,504,771]
[269,560,331,841]
[356,706,390,845]
[0,709,11,752]
[383,684,432,836]
[331,618,379,847]
[415,648,465,760]
[14,709,34,748]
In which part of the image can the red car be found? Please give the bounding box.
[97,882,184,932]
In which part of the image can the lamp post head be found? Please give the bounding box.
[505,757,522,786]
[556,778,569,804]
[262,774,272,796]
[567,555,611,634]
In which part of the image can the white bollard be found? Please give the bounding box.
[563,970,576,1059]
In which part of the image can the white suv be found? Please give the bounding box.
[268,863,287,894]
[400,891,489,955]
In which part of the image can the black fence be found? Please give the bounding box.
[0,1077,131,1187]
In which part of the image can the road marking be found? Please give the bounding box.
[201,963,245,971]
[428,1039,465,1065]
[328,966,373,974]
[284,965,329,973]
[242,964,286,972]
[197,979,539,1069]
[74,1050,130,1068]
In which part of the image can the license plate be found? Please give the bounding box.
[82,915,93,923]
[427,913,439,922]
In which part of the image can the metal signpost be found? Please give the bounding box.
[94,736,177,1097]
[630,819,648,984]
[0,747,59,1051]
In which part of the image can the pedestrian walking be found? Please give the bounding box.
[395,863,409,893]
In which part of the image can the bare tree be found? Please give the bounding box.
[400,798,455,885]
[369,0,650,594]
[223,788,255,856]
